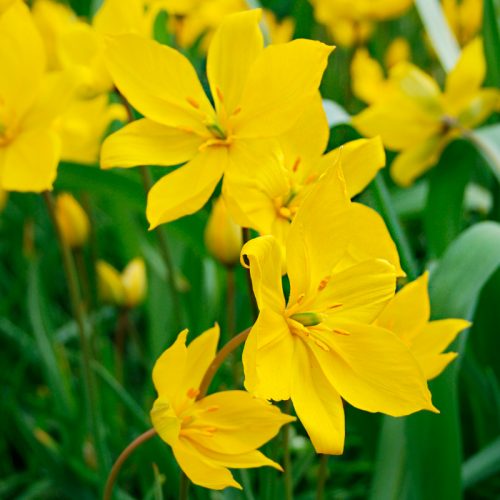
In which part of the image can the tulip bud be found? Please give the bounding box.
[121,258,147,308]
[204,197,242,267]
[55,193,90,249]
[96,260,124,305]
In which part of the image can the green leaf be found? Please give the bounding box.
[468,125,500,183]
[405,222,500,500]
[414,0,460,72]
[462,436,500,488]
[424,140,472,259]
[483,0,500,87]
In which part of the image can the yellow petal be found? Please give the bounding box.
[279,93,329,173]
[410,319,470,379]
[121,257,147,308]
[100,118,202,169]
[240,236,286,311]
[457,89,500,129]
[173,438,242,490]
[375,272,430,341]
[234,39,334,138]
[146,148,227,228]
[310,321,437,416]
[351,48,385,104]
[286,160,350,303]
[243,308,294,401]
[390,135,449,187]
[188,390,294,454]
[316,258,396,324]
[152,329,189,402]
[207,9,263,116]
[54,193,90,249]
[317,137,386,198]
[445,37,485,114]
[93,0,148,36]
[150,395,181,446]
[292,340,345,454]
[0,2,45,117]
[104,34,214,134]
[1,129,60,192]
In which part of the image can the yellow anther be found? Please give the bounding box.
[231,106,242,116]
[187,387,200,399]
[205,405,219,413]
[186,96,200,109]
[216,87,224,103]
[318,276,331,291]
[292,157,301,173]
[333,328,350,336]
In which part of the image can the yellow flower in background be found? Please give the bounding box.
[241,161,435,455]
[59,94,126,165]
[97,258,147,308]
[353,37,500,186]
[55,193,90,249]
[264,10,295,45]
[101,9,333,229]
[204,197,242,267]
[225,96,389,251]
[310,0,413,46]
[351,38,411,105]
[150,325,294,490]
[375,273,470,379]
[443,0,482,46]
[0,2,75,192]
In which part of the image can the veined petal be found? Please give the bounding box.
[240,236,286,311]
[390,135,449,187]
[0,2,45,117]
[292,340,345,454]
[173,438,242,490]
[445,38,485,114]
[242,308,294,401]
[104,34,214,133]
[100,118,203,169]
[279,93,329,173]
[223,137,287,230]
[207,9,263,116]
[146,147,227,228]
[310,321,437,416]
[287,160,350,303]
[188,390,294,454]
[152,329,189,402]
[2,129,60,193]
[234,40,334,138]
[315,258,396,324]
[317,137,386,198]
[375,272,430,342]
[411,318,470,372]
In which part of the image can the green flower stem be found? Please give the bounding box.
[242,228,258,319]
[43,192,109,480]
[103,428,157,500]
[371,174,419,280]
[283,399,294,500]
[316,455,329,500]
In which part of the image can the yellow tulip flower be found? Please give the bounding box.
[224,96,393,258]
[352,37,500,186]
[264,10,295,45]
[150,325,295,490]
[443,0,482,46]
[241,161,436,455]
[374,272,470,380]
[55,193,90,249]
[0,2,75,192]
[59,94,126,165]
[204,197,242,267]
[97,258,147,308]
[101,9,333,229]
[310,0,413,46]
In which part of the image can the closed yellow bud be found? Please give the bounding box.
[121,258,147,308]
[204,197,242,267]
[384,37,411,68]
[96,260,125,305]
[55,193,90,249]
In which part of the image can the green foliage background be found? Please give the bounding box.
[1,0,500,499]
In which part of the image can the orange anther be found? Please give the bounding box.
[186,97,200,109]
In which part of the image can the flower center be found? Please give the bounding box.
[289,311,324,327]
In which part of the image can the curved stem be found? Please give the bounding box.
[316,454,329,500]
[198,328,251,398]
[103,428,157,500]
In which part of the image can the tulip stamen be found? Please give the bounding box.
[186,96,200,109]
